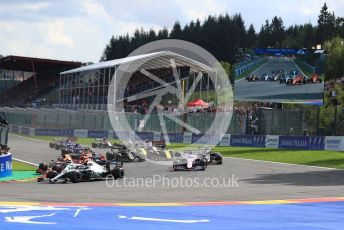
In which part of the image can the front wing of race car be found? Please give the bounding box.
[173,157,207,171]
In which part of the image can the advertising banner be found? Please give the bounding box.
[324,136,344,151]
[87,130,109,138]
[153,132,161,141]
[231,135,266,147]
[135,132,153,141]
[35,129,73,136]
[0,153,12,178]
[108,130,114,139]
[183,133,192,144]
[220,134,231,146]
[29,128,35,136]
[165,133,183,143]
[73,129,88,138]
[278,136,310,150]
[265,135,279,148]
[309,136,325,150]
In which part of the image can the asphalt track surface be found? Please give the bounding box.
[234,57,324,103]
[1,134,344,203]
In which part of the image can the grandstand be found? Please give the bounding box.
[58,51,217,111]
[0,55,82,107]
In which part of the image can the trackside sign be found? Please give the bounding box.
[265,135,279,148]
[324,136,344,151]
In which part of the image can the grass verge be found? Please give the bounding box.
[12,160,36,171]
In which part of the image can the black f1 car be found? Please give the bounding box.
[106,143,145,162]
[246,74,260,82]
[49,137,78,150]
[91,138,113,148]
[199,147,223,165]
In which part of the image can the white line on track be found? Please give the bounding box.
[224,156,340,171]
[12,157,38,167]
[293,59,308,77]
[10,134,49,143]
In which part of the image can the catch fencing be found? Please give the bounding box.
[1,107,304,136]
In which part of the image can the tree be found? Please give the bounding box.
[258,20,271,47]
[303,23,315,48]
[324,36,344,81]
[157,27,169,39]
[270,16,285,47]
[246,24,257,48]
[170,21,183,39]
[317,3,336,44]
[220,61,235,86]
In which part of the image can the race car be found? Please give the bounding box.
[260,73,272,81]
[91,138,113,148]
[246,74,260,82]
[309,73,322,83]
[37,160,124,183]
[106,143,145,162]
[172,151,207,171]
[62,147,104,164]
[199,147,223,165]
[152,141,166,149]
[61,142,83,154]
[289,70,299,76]
[274,73,284,81]
[286,74,307,85]
[50,137,78,150]
[49,138,68,149]
[146,146,172,161]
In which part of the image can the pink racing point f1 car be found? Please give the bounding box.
[172,151,207,171]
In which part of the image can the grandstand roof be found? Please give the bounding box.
[0,55,82,73]
[61,51,216,75]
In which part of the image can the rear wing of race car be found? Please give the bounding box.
[152,141,166,148]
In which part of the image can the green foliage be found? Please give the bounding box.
[317,3,337,43]
[220,61,235,85]
[324,36,344,80]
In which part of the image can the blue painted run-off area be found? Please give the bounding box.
[1,202,344,230]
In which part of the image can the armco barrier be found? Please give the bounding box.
[8,127,344,151]
[0,153,12,178]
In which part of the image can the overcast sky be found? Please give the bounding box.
[0,0,343,63]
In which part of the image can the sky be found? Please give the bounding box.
[0,0,343,63]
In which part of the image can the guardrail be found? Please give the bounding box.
[10,125,344,151]
[234,58,265,77]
